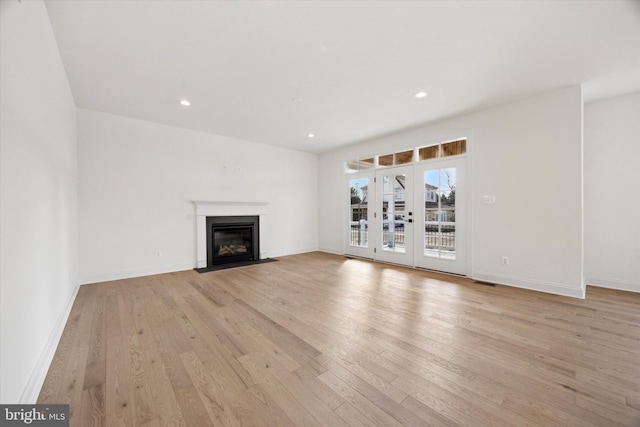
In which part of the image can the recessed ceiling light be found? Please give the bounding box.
[179,99,191,107]
[414,91,428,99]
[307,133,315,138]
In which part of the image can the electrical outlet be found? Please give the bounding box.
[501,256,510,266]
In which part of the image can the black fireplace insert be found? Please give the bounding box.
[206,216,259,266]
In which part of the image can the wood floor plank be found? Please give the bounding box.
[79,384,105,427]
[117,289,156,427]
[243,385,297,427]
[179,349,244,427]
[399,394,461,427]
[37,252,640,426]
[238,353,323,427]
[215,305,301,373]
[317,370,404,427]
[140,345,187,427]
[183,294,248,358]
[84,291,107,389]
[315,353,424,426]
[105,293,134,427]
[291,367,344,411]
[230,299,326,375]
[173,384,215,427]
[169,296,254,391]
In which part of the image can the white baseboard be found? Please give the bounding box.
[318,247,343,256]
[79,262,195,285]
[19,284,80,404]
[79,249,326,285]
[268,247,319,258]
[587,276,640,293]
[472,271,585,299]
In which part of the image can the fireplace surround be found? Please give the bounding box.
[194,201,268,268]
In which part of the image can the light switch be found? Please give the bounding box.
[482,195,496,204]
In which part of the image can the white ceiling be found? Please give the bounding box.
[44,0,640,154]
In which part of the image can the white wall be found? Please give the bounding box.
[0,0,78,403]
[319,85,584,297]
[584,92,640,292]
[78,109,318,284]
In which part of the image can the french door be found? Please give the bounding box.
[413,157,467,275]
[345,172,376,259]
[375,166,414,265]
[345,157,467,276]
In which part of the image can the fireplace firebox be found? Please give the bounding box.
[206,216,259,266]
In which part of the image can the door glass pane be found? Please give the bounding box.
[382,174,406,253]
[440,168,456,259]
[382,175,392,194]
[423,168,456,259]
[349,178,369,247]
[441,224,456,259]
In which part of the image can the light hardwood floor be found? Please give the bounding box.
[38,252,640,426]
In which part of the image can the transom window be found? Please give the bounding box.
[345,138,466,173]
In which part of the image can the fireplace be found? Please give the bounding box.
[206,216,259,266]
[194,201,268,269]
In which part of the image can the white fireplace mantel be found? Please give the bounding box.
[194,201,269,268]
